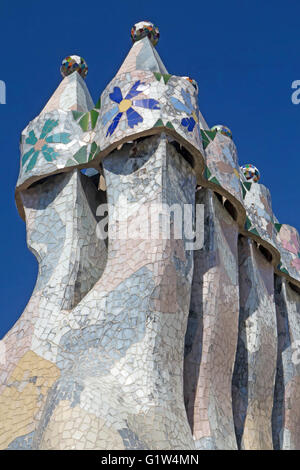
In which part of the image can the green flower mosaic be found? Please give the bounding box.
[72,98,101,132]
[22,119,71,172]
[153,118,174,129]
[153,72,172,84]
[65,141,100,168]
[73,141,100,164]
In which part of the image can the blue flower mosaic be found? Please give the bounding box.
[22,119,71,172]
[102,80,160,137]
[170,89,199,132]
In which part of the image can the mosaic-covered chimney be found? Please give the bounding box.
[0,21,299,450]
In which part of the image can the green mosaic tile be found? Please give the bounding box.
[200,130,217,150]
[153,72,172,84]
[153,72,162,82]
[166,121,174,129]
[277,262,289,275]
[245,217,252,231]
[66,158,77,167]
[90,109,99,129]
[94,98,101,110]
[72,111,84,121]
[243,182,252,191]
[154,118,164,127]
[275,223,282,233]
[280,266,290,275]
[73,146,87,164]
[79,113,90,132]
[163,74,172,84]
[241,182,247,199]
[249,227,260,237]
[203,165,212,180]
[73,100,101,132]
[200,132,210,150]
[88,142,100,161]
[209,176,221,186]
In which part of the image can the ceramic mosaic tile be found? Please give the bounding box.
[202,132,245,224]
[233,237,277,450]
[273,277,300,450]
[242,180,279,259]
[2,20,300,451]
[276,223,300,282]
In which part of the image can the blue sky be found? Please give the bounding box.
[0,0,299,338]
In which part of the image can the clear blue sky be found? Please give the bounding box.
[0,0,299,338]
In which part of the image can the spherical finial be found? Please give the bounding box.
[241,164,260,183]
[131,21,160,47]
[60,55,88,79]
[211,124,233,139]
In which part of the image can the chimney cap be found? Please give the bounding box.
[241,164,260,183]
[131,21,160,47]
[60,55,88,79]
[211,124,233,139]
